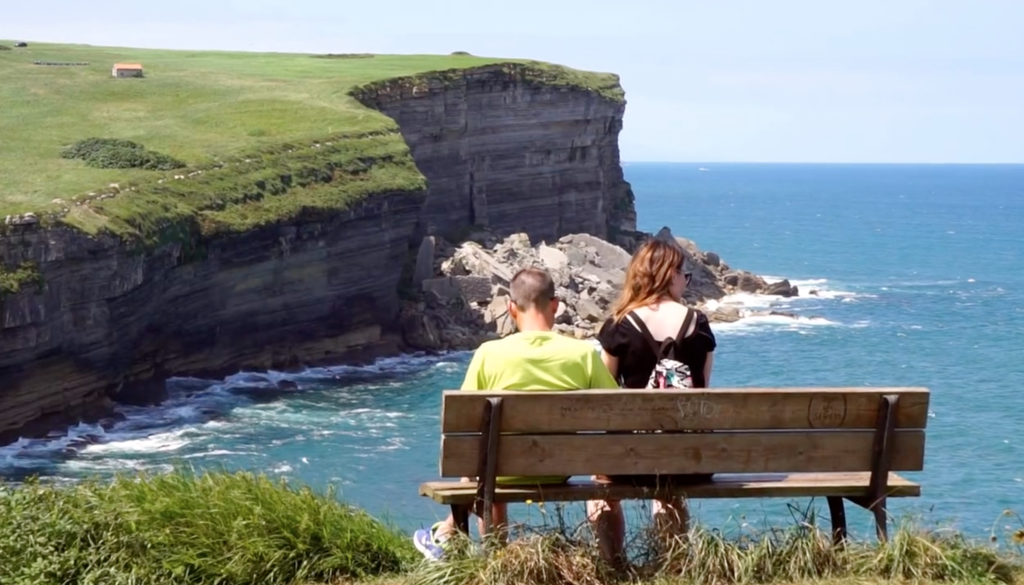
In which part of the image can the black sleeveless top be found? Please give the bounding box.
[596,307,717,388]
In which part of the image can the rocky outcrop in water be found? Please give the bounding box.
[399,227,800,351]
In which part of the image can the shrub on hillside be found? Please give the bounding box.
[85,145,185,171]
[0,44,11,51]
[60,137,185,171]
[0,469,415,585]
[60,137,143,160]
[451,50,472,55]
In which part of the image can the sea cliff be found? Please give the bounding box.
[0,63,635,444]
[351,64,636,242]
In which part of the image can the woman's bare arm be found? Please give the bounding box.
[703,352,714,387]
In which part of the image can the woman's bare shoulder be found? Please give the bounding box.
[634,301,691,338]
[634,301,689,317]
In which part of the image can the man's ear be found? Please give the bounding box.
[549,297,559,317]
[507,300,518,321]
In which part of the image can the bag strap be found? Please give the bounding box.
[626,307,697,360]
[625,311,667,358]
[674,307,697,343]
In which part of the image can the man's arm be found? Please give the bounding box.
[589,349,620,389]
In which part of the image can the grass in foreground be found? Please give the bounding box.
[0,469,1021,585]
[0,41,622,214]
[0,469,415,584]
[407,514,1023,585]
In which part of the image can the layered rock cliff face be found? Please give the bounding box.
[352,64,637,243]
[0,191,422,443]
[0,64,636,445]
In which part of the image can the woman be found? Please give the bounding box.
[599,237,716,390]
[585,237,717,565]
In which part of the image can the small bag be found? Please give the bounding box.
[625,308,697,389]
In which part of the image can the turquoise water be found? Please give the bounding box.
[3,163,1022,540]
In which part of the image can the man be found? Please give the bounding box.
[413,266,620,560]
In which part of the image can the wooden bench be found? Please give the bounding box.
[420,387,929,542]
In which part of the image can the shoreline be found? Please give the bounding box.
[0,268,850,486]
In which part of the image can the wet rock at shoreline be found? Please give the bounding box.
[763,278,800,297]
[399,226,806,351]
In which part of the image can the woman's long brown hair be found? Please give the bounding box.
[610,238,686,323]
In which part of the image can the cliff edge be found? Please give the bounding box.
[351,63,636,243]
[0,57,636,445]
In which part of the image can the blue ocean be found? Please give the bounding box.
[3,164,1022,540]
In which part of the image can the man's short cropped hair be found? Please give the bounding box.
[509,267,555,311]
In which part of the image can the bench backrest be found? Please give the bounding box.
[438,388,930,478]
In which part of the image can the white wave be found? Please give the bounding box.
[788,278,829,286]
[230,402,410,432]
[345,408,408,419]
[82,430,190,454]
[810,289,865,300]
[180,449,256,459]
[62,458,148,472]
[706,293,778,312]
[267,352,466,381]
[749,276,867,300]
[886,279,961,287]
[1,351,463,478]
[0,422,109,470]
[704,276,871,326]
[711,313,839,335]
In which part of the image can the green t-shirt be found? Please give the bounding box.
[460,330,619,485]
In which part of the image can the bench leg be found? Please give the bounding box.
[847,495,890,543]
[871,497,888,542]
[451,504,470,535]
[826,496,847,545]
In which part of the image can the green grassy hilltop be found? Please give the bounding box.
[0,42,622,237]
[0,43,480,212]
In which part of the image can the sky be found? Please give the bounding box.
[3,0,1023,163]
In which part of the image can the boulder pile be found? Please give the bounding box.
[398,227,801,352]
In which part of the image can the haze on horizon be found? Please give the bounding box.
[3,0,1022,164]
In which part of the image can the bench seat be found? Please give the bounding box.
[421,471,921,505]
[428,388,930,541]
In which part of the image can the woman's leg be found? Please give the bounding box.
[476,502,509,542]
[652,496,690,542]
[587,498,626,568]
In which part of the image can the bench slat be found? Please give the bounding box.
[441,430,925,477]
[442,388,930,433]
[420,472,921,505]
